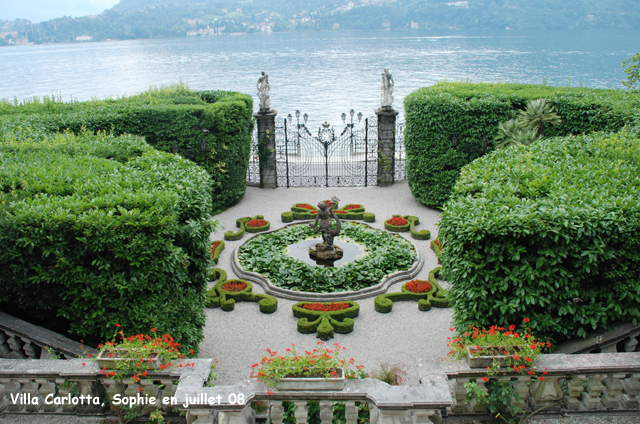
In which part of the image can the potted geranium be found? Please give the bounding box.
[251,341,366,390]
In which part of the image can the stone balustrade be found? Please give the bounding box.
[554,321,640,354]
[443,352,640,419]
[0,312,95,360]
[2,353,640,422]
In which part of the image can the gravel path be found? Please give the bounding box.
[200,181,452,386]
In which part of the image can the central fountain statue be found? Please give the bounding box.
[309,196,343,262]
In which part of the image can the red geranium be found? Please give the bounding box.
[301,302,350,312]
[387,217,408,226]
[211,241,221,256]
[247,219,268,228]
[434,239,441,248]
[333,210,347,215]
[344,204,362,210]
[405,279,433,293]
[297,204,315,210]
[222,280,247,292]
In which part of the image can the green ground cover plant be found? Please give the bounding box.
[0,128,215,351]
[238,222,417,293]
[439,129,640,344]
[404,82,640,208]
[0,83,253,212]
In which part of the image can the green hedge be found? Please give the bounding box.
[205,269,277,313]
[211,240,225,265]
[292,302,359,340]
[0,129,216,352]
[439,129,640,344]
[404,82,640,208]
[0,87,253,212]
[374,268,448,313]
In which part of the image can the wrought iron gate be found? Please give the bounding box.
[247,112,405,187]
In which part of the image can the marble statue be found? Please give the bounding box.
[381,68,394,109]
[257,71,271,112]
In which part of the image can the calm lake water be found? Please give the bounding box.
[2,29,638,126]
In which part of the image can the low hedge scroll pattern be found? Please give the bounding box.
[292,301,360,340]
[206,268,278,313]
[211,240,225,265]
[374,268,449,313]
[287,202,370,221]
[225,215,270,240]
[384,215,430,240]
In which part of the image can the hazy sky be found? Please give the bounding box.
[1,0,121,23]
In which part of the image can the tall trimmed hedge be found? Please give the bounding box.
[439,129,640,344]
[0,88,253,212]
[404,82,640,208]
[0,128,216,351]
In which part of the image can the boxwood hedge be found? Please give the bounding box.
[0,87,253,212]
[404,82,640,208]
[439,129,640,344]
[0,128,216,352]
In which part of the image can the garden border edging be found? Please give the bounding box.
[231,220,424,301]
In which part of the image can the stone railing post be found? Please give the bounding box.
[375,107,398,187]
[254,110,278,188]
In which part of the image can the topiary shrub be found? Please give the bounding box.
[384,215,411,232]
[404,82,640,208]
[224,221,246,241]
[363,212,376,222]
[439,130,640,344]
[281,211,294,223]
[0,129,215,352]
[211,240,225,265]
[374,268,448,313]
[408,217,431,240]
[288,202,369,221]
[430,239,443,262]
[206,268,277,313]
[292,301,359,340]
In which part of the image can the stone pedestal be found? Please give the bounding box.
[375,107,399,187]
[309,244,343,261]
[254,110,277,188]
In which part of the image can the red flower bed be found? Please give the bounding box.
[301,302,351,312]
[247,219,268,228]
[297,204,315,210]
[434,239,441,248]
[222,280,247,292]
[405,280,433,293]
[344,204,362,210]
[334,210,347,215]
[387,217,408,226]
[211,241,221,256]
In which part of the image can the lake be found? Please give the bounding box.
[1,29,638,127]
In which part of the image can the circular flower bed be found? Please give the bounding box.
[247,219,268,228]
[238,222,417,293]
[404,279,433,293]
[222,280,248,292]
[300,302,351,312]
[385,216,411,232]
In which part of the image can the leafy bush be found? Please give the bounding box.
[0,129,216,351]
[439,129,640,343]
[0,86,253,212]
[404,82,640,208]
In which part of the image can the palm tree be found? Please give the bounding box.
[494,119,520,148]
[517,99,562,138]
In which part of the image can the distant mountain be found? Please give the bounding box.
[2,0,639,46]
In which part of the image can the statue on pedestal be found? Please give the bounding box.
[257,71,271,113]
[381,68,394,110]
[309,196,343,261]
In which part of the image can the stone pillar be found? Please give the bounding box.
[254,110,278,188]
[375,107,398,187]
